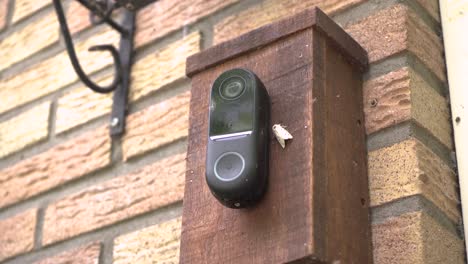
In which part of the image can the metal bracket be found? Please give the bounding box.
[52,0,136,136]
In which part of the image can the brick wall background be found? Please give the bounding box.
[0,0,464,263]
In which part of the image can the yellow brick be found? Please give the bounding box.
[56,75,113,134]
[411,70,452,149]
[53,33,199,133]
[0,27,118,115]
[368,139,460,222]
[12,0,50,23]
[34,243,101,264]
[113,217,182,264]
[407,11,446,81]
[364,67,452,149]
[373,212,464,264]
[345,5,445,81]
[136,0,238,47]
[42,153,185,244]
[0,102,50,158]
[214,0,364,44]
[0,126,111,209]
[122,92,190,161]
[0,12,58,72]
[131,32,200,102]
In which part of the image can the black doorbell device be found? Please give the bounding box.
[206,68,270,209]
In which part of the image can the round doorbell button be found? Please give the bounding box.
[214,152,245,181]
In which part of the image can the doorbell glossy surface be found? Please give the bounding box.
[206,68,270,209]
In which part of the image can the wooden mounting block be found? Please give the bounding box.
[180,7,372,264]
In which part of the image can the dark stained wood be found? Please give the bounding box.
[181,8,372,264]
[311,31,373,264]
[186,7,368,77]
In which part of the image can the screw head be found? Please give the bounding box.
[111,117,119,127]
[125,3,135,10]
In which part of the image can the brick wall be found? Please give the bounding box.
[0,0,463,263]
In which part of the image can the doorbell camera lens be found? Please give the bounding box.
[219,76,246,100]
[206,68,270,209]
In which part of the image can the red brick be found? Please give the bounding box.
[66,2,123,34]
[66,1,92,34]
[42,153,186,245]
[345,5,445,81]
[0,27,119,115]
[34,243,101,264]
[214,0,365,44]
[0,126,111,209]
[122,92,190,161]
[130,33,200,102]
[0,209,36,262]
[136,0,239,47]
[0,0,8,31]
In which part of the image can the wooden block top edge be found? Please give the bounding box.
[313,8,368,71]
[186,7,368,77]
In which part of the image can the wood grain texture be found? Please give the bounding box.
[0,126,111,209]
[122,92,190,161]
[0,102,50,158]
[181,8,371,263]
[12,0,49,23]
[372,212,464,264]
[313,32,372,264]
[0,11,58,72]
[34,243,101,264]
[114,217,182,264]
[130,32,200,102]
[135,0,239,48]
[182,30,317,264]
[368,139,460,222]
[0,27,119,114]
[214,0,365,44]
[0,209,36,262]
[42,153,186,245]
[415,0,440,21]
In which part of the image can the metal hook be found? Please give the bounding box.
[53,0,122,94]
[53,0,136,136]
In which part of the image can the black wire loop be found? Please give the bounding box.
[53,0,122,94]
